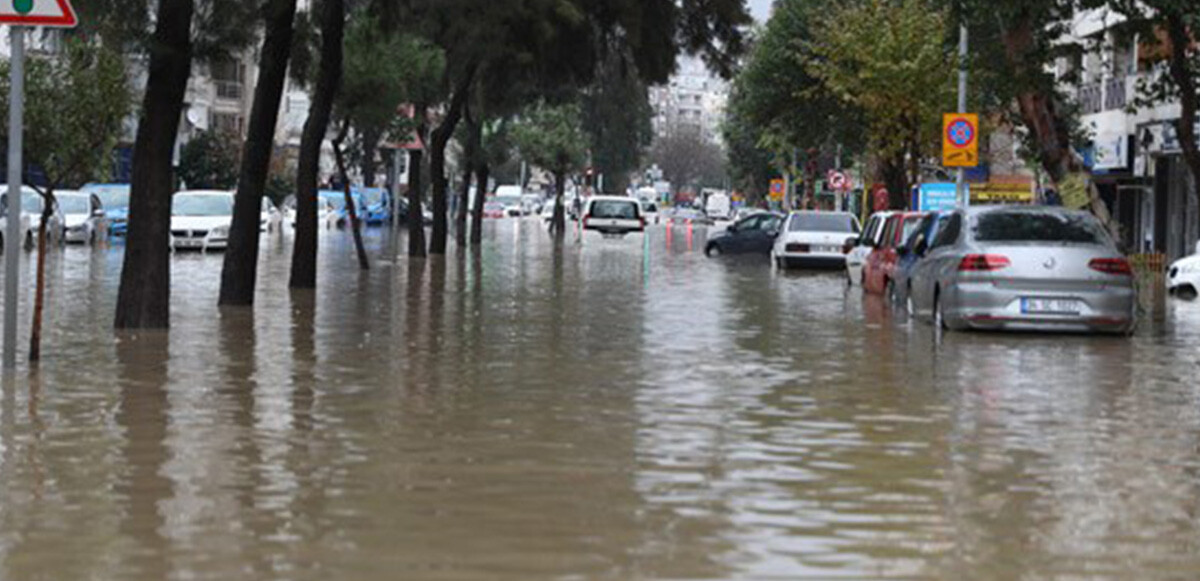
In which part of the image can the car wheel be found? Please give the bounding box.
[886,279,897,304]
[906,286,916,315]
[934,291,948,330]
[706,243,722,257]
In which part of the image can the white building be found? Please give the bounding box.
[648,57,729,145]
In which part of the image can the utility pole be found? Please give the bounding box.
[4,27,24,370]
[956,23,969,208]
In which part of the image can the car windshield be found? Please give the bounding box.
[58,194,91,214]
[591,200,639,219]
[973,211,1106,244]
[321,195,347,211]
[495,195,522,206]
[20,192,44,214]
[361,189,384,205]
[788,213,858,233]
[92,188,129,209]
[173,194,233,216]
[642,202,658,213]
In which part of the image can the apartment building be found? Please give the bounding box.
[648,56,729,145]
[1059,8,1198,260]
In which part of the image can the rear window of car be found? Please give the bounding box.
[788,214,858,233]
[900,216,923,243]
[590,200,639,219]
[973,211,1106,244]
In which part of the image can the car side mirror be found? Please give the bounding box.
[766,228,780,238]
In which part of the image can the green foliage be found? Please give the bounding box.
[806,0,954,167]
[581,46,654,194]
[511,100,587,177]
[178,130,241,189]
[0,38,132,189]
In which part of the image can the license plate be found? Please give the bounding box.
[816,245,839,253]
[1021,297,1082,315]
[175,239,203,248]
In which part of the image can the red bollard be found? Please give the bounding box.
[686,219,693,251]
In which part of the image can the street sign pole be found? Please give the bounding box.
[4,26,24,369]
[956,23,969,208]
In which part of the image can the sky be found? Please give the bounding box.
[748,0,772,22]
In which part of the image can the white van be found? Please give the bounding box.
[705,192,732,220]
[582,196,644,235]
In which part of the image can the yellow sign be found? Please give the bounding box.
[769,179,785,201]
[943,113,979,168]
[970,178,1034,204]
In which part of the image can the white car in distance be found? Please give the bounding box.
[582,196,645,236]
[0,186,63,249]
[1168,241,1200,300]
[771,211,861,270]
[846,211,894,285]
[57,191,105,244]
[171,190,235,251]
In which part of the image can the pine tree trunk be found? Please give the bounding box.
[332,118,369,270]
[470,163,488,246]
[220,0,297,305]
[429,68,476,255]
[289,0,344,290]
[406,143,427,257]
[1166,11,1200,223]
[114,0,194,329]
[29,189,54,362]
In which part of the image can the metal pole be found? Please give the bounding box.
[956,23,969,208]
[4,27,24,369]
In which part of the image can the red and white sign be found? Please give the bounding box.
[0,0,78,27]
[828,171,848,191]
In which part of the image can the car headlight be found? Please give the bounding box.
[210,226,230,238]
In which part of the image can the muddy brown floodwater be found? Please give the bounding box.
[0,220,1198,580]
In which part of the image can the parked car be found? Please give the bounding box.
[0,187,63,248]
[1167,242,1200,300]
[57,191,106,244]
[170,190,235,251]
[483,201,507,219]
[356,187,391,225]
[907,206,1136,334]
[705,211,783,257]
[83,183,130,237]
[494,186,525,216]
[847,211,895,286]
[891,212,951,309]
[283,194,341,229]
[640,200,661,225]
[771,211,861,269]
[582,196,645,235]
[862,212,926,295]
[318,190,367,227]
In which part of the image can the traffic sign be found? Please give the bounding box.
[942,113,978,167]
[769,179,785,201]
[828,171,848,191]
[0,0,78,27]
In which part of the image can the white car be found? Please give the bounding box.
[171,190,234,251]
[582,196,644,235]
[284,195,341,230]
[0,186,63,249]
[771,211,861,269]
[1167,242,1200,300]
[640,200,661,225]
[57,190,106,244]
[846,211,894,285]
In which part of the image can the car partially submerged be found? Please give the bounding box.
[582,196,645,235]
[170,190,234,251]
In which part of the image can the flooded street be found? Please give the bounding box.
[1,220,1200,579]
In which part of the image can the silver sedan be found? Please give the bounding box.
[908,206,1136,334]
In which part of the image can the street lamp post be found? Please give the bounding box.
[956,23,969,208]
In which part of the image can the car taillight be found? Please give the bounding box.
[582,215,590,228]
[639,217,646,228]
[958,254,1011,271]
[1089,257,1132,276]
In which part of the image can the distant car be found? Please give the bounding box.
[705,192,732,220]
[663,207,712,226]
[483,201,507,219]
[846,211,894,286]
[705,211,783,257]
[771,211,861,269]
[284,194,341,229]
[57,190,106,244]
[1168,243,1200,300]
[0,187,63,248]
[582,196,645,235]
[892,212,951,309]
[493,186,525,216]
[83,183,130,238]
[907,206,1136,334]
[863,212,926,295]
[170,190,234,251]
[319,190,367,227]
[356,187,391,226]
[640,200,661,225]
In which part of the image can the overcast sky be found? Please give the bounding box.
[748,0,772,22]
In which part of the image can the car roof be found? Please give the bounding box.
[786,210,855,217]
[588,196,638,203]
[176,190,233,197]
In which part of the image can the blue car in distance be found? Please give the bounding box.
[355,187,391,226]
[318,190,368,228]
[892,211,951,311]
[83,183,130,237]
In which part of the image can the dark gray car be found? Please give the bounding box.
[908,206,1136,334]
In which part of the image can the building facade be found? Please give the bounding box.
[648,57,729,145]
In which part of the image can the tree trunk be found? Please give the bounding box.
[551,169,566,239]
[880,154,907,210]
[289,0,343,290]
[219,0,297,306]
[114,0,194,329]
[406,139,426,257]
[1166,10,1200,221]
[361,125,382,188]
[456,115,480,247]
[429,66,476,255]
[470,162,488,246]
[29,189,54,362]
[332,118,369,270]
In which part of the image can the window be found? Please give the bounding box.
[788,213,858,233]
[972,211,1107,244]
[211,112,243,135]
[879,217,898,248]
[930,214,962,249]
[905,215,936,249]
[900,216,923,244]
[590,200,639,219]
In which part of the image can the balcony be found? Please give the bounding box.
[216,81,243,101]
[1103,76,1127,111]
[1078,82,1103,115]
